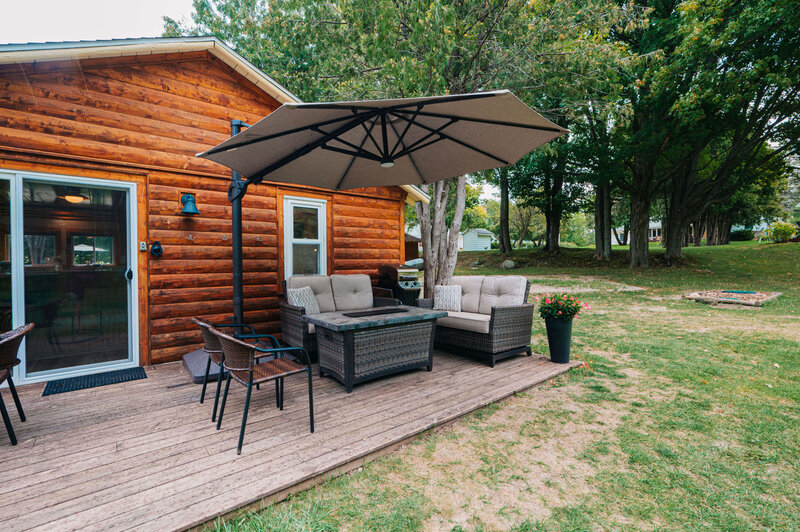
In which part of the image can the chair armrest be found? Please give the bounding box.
[279,301,307,315]
[253,345,311,366]
[372,286,393,298]
[211,322,256,335]
[416,298,434,309]
[236,333,280,348]
[489,303,535,331]
[373,296,400,307]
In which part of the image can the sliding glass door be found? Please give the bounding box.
[1,171,138,383]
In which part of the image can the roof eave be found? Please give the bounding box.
[0,36,300,105]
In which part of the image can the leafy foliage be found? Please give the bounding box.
[767,222,797,243]
[535,292,590,320]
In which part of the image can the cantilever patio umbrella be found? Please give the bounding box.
[196,89,566,322]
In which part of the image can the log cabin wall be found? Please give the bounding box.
[0,50,406,365]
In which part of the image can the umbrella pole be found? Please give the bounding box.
[230,120,249,327]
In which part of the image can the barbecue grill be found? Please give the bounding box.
[377,264,421,306]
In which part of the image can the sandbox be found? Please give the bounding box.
[684,290,782,307]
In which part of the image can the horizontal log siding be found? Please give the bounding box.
[0,52,406,364]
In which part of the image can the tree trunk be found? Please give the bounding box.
[629,196,650,267]
[498,169,512,254]
[663,193,685,263]
[416,177,467,298]
[594,182,612,260]
[436,175,467,285]
[622,224,629,246]
[693,218,704,246]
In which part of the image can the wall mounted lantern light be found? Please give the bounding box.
[180,193,199,215]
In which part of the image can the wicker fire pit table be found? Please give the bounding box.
[304,306,447,392]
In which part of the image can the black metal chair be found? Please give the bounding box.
[210,327,314,455]
[191,318,280,423]
[0,323,34,446]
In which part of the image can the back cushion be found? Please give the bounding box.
[285,275,335,312]
[478,276,528,314]
[331,274,374,311]
[451,276,484,313]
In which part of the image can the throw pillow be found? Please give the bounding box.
[433,285,462,312]
[287,286,320,314]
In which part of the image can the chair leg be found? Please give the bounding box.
[200,356,212,404]
[307,368,314,433]
[216,373,231,430]
[237,378,253,455]
[279,378,284,411]
[7,376,25,422]
[212,356,225,422]
[0,391,17,446]
[275,379,280,408]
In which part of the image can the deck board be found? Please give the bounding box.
[0,351,575,531]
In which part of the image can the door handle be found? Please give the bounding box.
[126,269,133,281]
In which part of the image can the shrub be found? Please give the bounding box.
[534,293,590,320]
[767,222,797,243]
[730,229,754,241]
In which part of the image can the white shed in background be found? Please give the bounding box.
[459,228,495,251]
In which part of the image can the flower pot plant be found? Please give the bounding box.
[535,293,590,363]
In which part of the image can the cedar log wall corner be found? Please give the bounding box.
[0,48,407,365]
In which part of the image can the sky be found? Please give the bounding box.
[0,0,197,45]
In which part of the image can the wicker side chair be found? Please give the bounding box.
[191,318,280,423]
[211,327,314,455]
[418,281,534,367]
[0,323,34,446]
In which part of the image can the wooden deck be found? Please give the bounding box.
[0,351,576,532]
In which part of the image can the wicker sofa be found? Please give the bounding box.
[418,275,534,367]
[279,274,398,360]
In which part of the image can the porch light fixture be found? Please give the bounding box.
[60,188,88,204]
[180,193,200,215]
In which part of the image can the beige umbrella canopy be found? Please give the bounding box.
[197,90,566,200]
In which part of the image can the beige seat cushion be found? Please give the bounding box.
[331,274,374,311]
[478,276,528,314]
[450,276,485,313]
[307,323,315,334]
[286,275,335,312]
[437,311,491,334]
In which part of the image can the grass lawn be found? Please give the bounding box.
[213,241,799,531]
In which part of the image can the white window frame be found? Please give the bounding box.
[283,196,327,278]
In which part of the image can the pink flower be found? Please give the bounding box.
[545,298,551,304]
[557,310,563,315]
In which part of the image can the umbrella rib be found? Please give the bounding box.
[390,112,509,165]
[203,114,357,156]
[392,109,563,133]
[248,110,380,184]
[312,126,381,158]
[335,116,377,190]
[358,116,384,156]
[320,145,383,162]
[391,118,457,157]
[389,104,423,158]
[386,115,426,185]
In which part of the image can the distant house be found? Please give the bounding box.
[459,228,495,251]
[404,232,421,260]
[612,221,662,245]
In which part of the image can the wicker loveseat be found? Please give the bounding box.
[280,274,398,360]
[418,275,534,367]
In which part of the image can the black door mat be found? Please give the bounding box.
[42,367,147,396]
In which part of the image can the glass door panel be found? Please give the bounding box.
[0,180,10,332]
[21,179,130,376]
